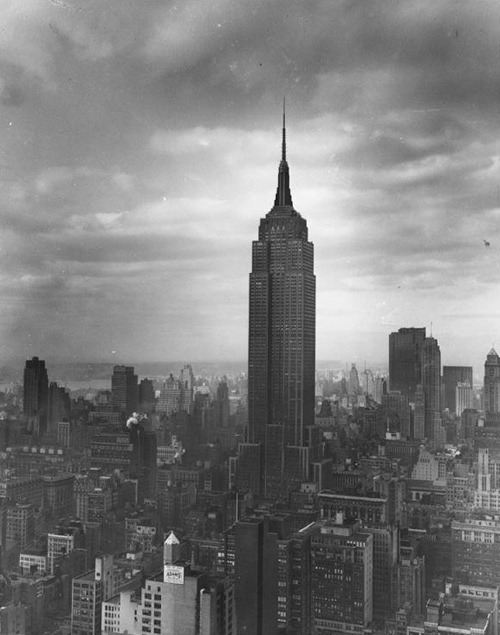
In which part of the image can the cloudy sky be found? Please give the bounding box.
[1,0,499,374]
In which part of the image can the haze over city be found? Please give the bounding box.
[1,0,500,372]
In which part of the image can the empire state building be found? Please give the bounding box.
[244,109,316,498]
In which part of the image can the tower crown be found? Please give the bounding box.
[274,100,293,207]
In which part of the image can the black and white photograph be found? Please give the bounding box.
[0,1,499,633]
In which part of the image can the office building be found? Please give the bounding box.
[318,491,388,525]
[391,543,426,619]
[422,336,442,444]
[389,328,426,402]
[23,356,49,438]
[443,366,473,414]
[414,384,426,439]
[451,516,500,590]
[101,532,235,635]
[246,109,316,497]
[41,473,75,518]
[475,447,500,510]
[310,515,373,633]
[382,391,411,438]
[214,379,230,427]
[5,503,35,550]
[47,381,71,438]
[484,349,500,416]
[363,524,399,623]
[348,363,360,403]
[72,555,142,635]
[157,365,195,417]
[138,378,156,413]
[48,529,79,574]
[111,365,138,417]
[234,516,278,635]
[456,381,474,418]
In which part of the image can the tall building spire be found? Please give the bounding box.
[282,97,286,161]
[274,99,293,207]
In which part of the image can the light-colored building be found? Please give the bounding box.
[47,531,75,574]
[19,552,47,575]
[456,381,474,417]
[101,532,235,635]
[411,446,448,486]
[475,448,500,511]
[157,366,195,416]
[72,555,142,635]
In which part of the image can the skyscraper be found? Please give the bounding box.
[421,336,442,445]
[111,365,138,418]
[484,348,500,416]
[246,108,316,498]
[310,516,373,632]
[23,356,49,438]
[389,327,426,402]
[442,365,473,413]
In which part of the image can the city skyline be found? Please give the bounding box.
[1,1,500,373]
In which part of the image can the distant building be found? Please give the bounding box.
[443,366,473,414]
[57,419,72,447]
[475,447,500,510]
[422,337,442,445]
[47,381,71,438]
[389,328,426,402]
[383,391,411,438]
[414,384,426,440]
[139,378,156,413]
[214,380,230,428]
[484,349,500,416]
[23,356,49,438]
[456,381,474,417]
[157,366,195,417]
[111,365,138,417]
[348,364,360,403]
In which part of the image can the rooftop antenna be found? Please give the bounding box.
[430,321,433,337]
